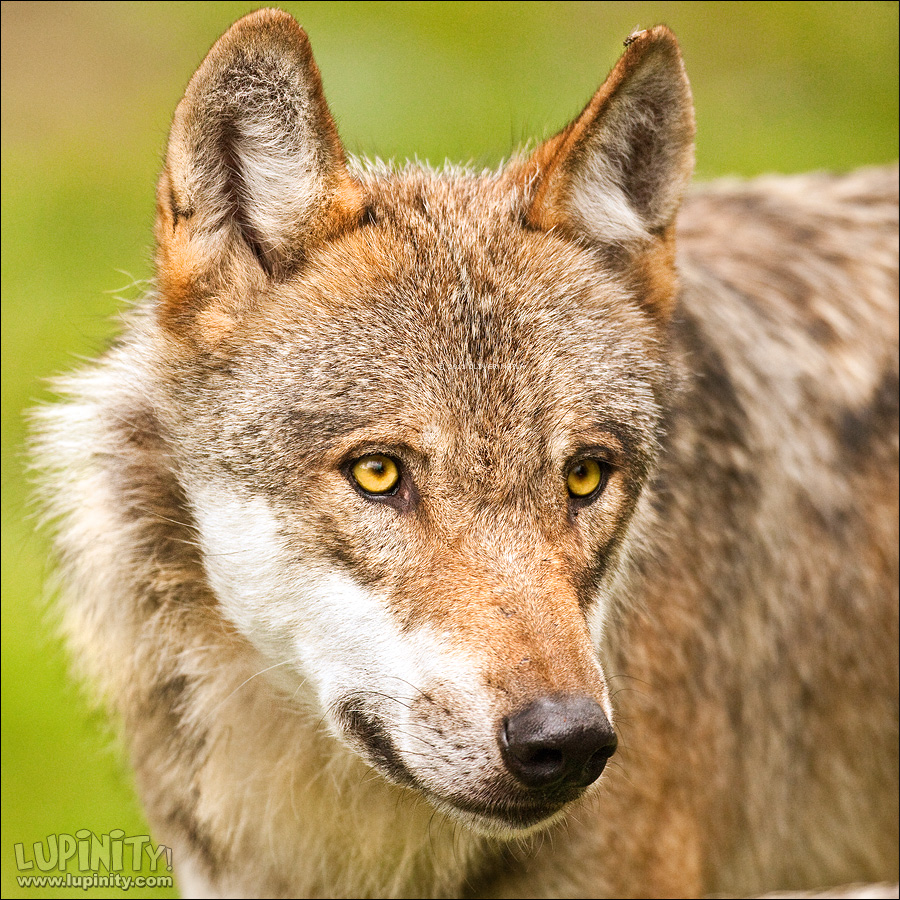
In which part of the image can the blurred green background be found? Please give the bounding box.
[2,2,897,897]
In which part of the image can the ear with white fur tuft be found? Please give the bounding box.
[155,8,362,338]
[524,26,695,317]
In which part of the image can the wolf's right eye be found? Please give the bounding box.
[350,454,400,495]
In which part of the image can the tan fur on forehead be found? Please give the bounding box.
[253,167,661,346]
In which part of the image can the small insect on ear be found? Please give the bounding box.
[522,27,695,320]
[155,9,363,338]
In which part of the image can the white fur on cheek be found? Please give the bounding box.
[188,482,425,710]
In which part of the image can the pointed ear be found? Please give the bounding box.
[524,27,694,313]
[155,9,362,337]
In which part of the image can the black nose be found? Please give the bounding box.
[499,695,617,790]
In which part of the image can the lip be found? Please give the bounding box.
[482,800,569,831]
[425,785,581,834]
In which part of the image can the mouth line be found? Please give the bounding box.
[430,792,571,835]
[420,784,579,833]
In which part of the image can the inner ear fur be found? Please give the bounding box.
[155,8,363,340]
[522,26,695,320]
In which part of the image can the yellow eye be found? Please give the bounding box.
[350,454,400,495]
[566,459,605,498]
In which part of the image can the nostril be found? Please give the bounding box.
[501,722,567,782]
[524,747,564,769]
[581,729,618,783]
[500,695,617,790]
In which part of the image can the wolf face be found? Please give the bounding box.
[167,181,657,831]
[144,9,691,833]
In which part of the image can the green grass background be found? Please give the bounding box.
[2,2,897,897]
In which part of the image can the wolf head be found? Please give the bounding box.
[150,9,694,834]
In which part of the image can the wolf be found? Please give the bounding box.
[31,8,898,899]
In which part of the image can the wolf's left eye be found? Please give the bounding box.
[566,459,609,500]
[350,454,400,495]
